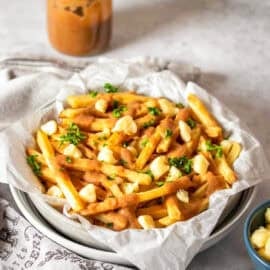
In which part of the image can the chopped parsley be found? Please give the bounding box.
[112,105,127,118]
[168,156,192,174]
[89,91,98,98]
[104,83,118,93]
[27,155,41,176]
[112,100,119,109]
[141,138,149,147]
[119,159,127,166]
[106,222,114,228]
[144,170,154,180]
[65,156,72,163]
[59,123,86,146]
[176,103,184,108]
[148,107,161,116]
[122,141,130,147]
[206,140,223,158]
[156,181,165,187]
[143,119,155,129]
[186,118,196,129]
[165,129,173,138]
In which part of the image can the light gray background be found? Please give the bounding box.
[1,1,270,269]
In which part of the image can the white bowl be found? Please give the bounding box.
[29,189,246,251]
[10,185,257,266]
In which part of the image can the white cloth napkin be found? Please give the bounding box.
[0,198,128,270]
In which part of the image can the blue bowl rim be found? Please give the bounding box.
[244,200,270,267]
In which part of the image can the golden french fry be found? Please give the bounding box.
[187,94,222,138]
[137,215,155,229]
[56,155,101,171]
[165,195,182,221]
[137,176,194,202]
[215,156,237,184]
[158,216,178,226]
[205,172,227,196]
[95,212,128,231]
[101,164,152,185]
[227,142,242,166]
[136,131,161,170]
[67,95,102,108]
[119,207,141,229]
[36,130,85,211]
[80,194,138,216]
[137,205,167,219]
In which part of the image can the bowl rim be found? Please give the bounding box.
[244,199,270,267]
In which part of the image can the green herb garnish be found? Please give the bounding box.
[112,100,119,109]
[186,118,196,129]
[65,156,72,164]
[141,138,149,147]
[156,181,165,187]
[144,170,154,180]
[89,91,98,98]
[106,222,114,228]
[112,105,127,118]
[206,140,223,158]
[104,83,118,93]
[148,107,161,116]
[59,123,86,146]
[176,103,184,108]
[168,156,192,174]
[165,129,173,138]
[27,155,41,176]
[119,159,127,166]
[122,141,130,148]
[143,119,155,129]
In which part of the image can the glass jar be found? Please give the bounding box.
[47,0,112,56]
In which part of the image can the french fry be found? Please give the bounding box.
[101,164,152,185]
[136,131,161,170]
[67,95,102,108]
[187,94,222,138]
[205,172,227,196]
[137,205,167,219]
[95,212,128,231]
[137,215,155,229]
[119,207,141,229]
[80,194,139,216]
[158,216,178,227]
[137,176,194,202]
[214,156,237,184]
[56,155,101,171]
[165,195,182,221]
[36,130,85,211]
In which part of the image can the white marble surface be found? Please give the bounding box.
[1,0,270,269]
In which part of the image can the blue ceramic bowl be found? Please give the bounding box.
[244,200,270,270]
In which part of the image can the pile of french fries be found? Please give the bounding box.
[26,83,242,230]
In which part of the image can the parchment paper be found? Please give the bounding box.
[0,58,268,270]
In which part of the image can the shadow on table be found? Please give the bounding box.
[111,0,227,51]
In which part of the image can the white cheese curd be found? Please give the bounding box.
[79,184,96,203]
[97,146,117,164]
[179,120,192,142]
[192,154,209,175]
[41,120,57,136]
[166,166,182,182]
[95,99,108,113]
[63,144,82,159]
[250,227,270,249]
[150,156,169,180]
[176,189,189,203]
[47,185,64,198]
[138,215,155,229]
[112,115,137,135]
[121,182,139,194]
[158,98,178,116]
